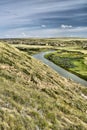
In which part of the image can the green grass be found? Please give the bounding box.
[0,42,87,130]
[45,50,87,80]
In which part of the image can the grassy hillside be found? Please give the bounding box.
[0,42,87,130]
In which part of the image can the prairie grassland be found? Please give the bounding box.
[0,42,87,130]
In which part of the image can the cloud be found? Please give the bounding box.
[41,25,46,28]
[21,32,27,37]
[1,26,87,38]
[61,24,72,29]
[0,0,87,38]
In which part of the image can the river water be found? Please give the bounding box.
[33,51,87,87]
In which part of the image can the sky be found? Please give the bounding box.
[0,0,87,38]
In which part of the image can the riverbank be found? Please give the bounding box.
[45,50,87,81]
[33,51,87,86]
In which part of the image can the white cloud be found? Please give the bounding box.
[5,34,11,37]
[41,25,46,28]
[21,32,27,37]
[0,26,87,38]
[61,24,72,29]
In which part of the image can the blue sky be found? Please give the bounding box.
[0,0,87,38]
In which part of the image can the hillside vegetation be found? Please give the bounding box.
[0,42,87,130]
[1,38,87,48]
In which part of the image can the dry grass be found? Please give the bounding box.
[0,42,87,130]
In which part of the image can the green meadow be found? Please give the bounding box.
[45,49,87,81]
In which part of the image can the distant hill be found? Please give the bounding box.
[0,42,87,130]
[0,38,87,48]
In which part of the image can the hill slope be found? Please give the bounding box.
[0,42,87,130]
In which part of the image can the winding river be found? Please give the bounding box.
[33,51,87,87]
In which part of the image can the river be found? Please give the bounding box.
[33,51,87,87]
